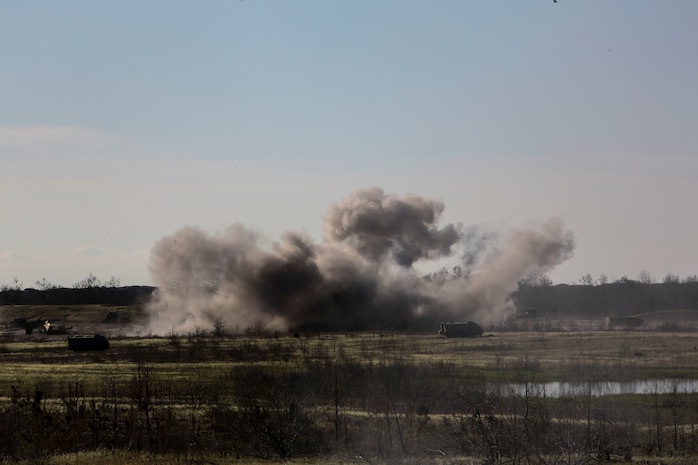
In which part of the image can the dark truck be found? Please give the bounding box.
[438,321,484,338]
[67,334,110,351]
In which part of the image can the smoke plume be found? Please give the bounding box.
[147,187,574,334]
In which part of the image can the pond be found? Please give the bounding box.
[491,379,698,398]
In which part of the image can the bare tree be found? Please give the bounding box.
[35,278,58,291]
[212,317,227,337]
[103,276,121,288]
[1,277,23,293]
[0,277,24,304]
[638,270,653,284]
[211,367,321,459]
[579,273,595,285]
[73,273,101,289]
[451,265,471,280]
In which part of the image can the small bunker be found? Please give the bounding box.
[68,334,110,351]
[439,321,484,338]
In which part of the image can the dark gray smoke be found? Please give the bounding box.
[324,187,462,267]
[147,187,574,334]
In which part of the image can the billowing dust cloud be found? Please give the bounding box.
[147,187,574,334]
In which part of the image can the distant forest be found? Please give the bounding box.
[0,285,155,306]
[513,280,698,318]
[1,280,698,320]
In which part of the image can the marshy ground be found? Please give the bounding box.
[2,304,698,464]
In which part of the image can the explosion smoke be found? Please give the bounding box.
[147,187,574,334]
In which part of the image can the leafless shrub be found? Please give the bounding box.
[210,366,324,459]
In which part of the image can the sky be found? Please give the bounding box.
[1,0,698,289]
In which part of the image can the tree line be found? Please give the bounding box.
[1,273,122,292]
[423,267,698,319]
[0,285,154,306]
[4,269,698,318]
[512,280,698,319]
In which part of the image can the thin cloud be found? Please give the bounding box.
[0,249,31,263]
[0,125,117,148]
[73,245,106,257]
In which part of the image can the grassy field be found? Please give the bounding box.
[3,324,698,385]
[3,304,698,464]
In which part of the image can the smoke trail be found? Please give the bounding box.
[146,188,574,334]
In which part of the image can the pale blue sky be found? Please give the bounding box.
[2,1,697,287]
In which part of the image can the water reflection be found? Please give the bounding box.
[492,379,698,398]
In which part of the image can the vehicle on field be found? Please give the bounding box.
[438,321,483,337]
[67,334,110,351]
